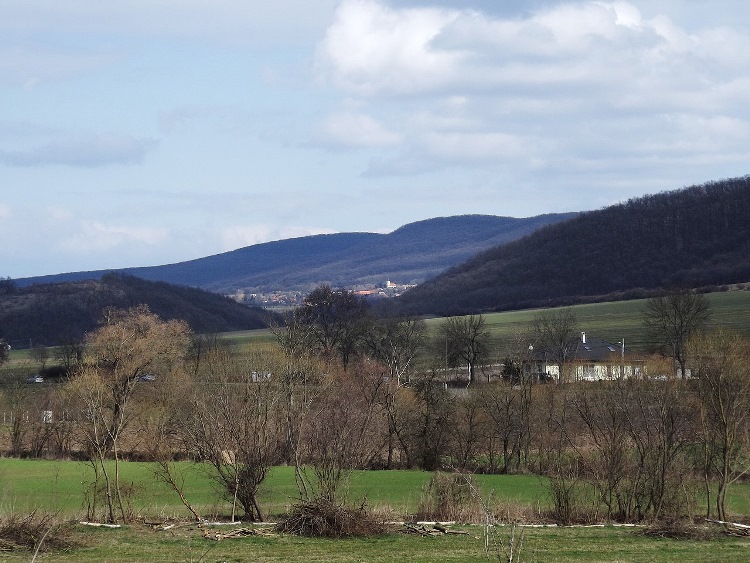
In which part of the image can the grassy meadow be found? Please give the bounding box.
[4,521,749,562]
[196,289,750,356]
[0,459,749,561]
[0,459,549,521]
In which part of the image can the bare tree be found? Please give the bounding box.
[365,316,426,386]
[54,336,84,374]
[531,309,579,383]
[448,390,487,470]
[442,315,491,383]
[618,371,695,522]
[67,305,191,523]
[0,339,10,366]
[298,360,386,503]
[31,344,49,371]
[690,328,750,521]
[185,346,286,521]
[643,290,710,378]
[481,383,522,474]
[294,285,371,370]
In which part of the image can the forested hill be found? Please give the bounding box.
[397,176,750,315]
[15,214,575,293]
[0,273,278,348]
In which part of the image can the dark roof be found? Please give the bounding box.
[533,333,630,363]
[571,335,625,362]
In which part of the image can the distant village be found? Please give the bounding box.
[229,280,416,309]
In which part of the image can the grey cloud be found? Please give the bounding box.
[0,135,158,167]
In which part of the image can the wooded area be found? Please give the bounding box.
[399,176,750,314]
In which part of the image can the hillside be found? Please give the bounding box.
[15,214,575,293]
[0,273,277,348]
[397,176,750,315]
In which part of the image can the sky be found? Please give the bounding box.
[1,0,749,278]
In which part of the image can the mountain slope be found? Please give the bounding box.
[0,273,277,347]
[16,214,575,293]
[397,176,750,315]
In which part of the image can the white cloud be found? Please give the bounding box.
[317,0,750,177]
[58,221,168,255]
[318,111,403,147]
[0,204,10,220]
[420,131,533,161]
[0,134,158,167]
[317,0,463,95]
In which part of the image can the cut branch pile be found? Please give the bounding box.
[401,523,470,537]
[706,519,750,537]
[0,513,73,553]
[276,499,387,538]
[202,527,276,541]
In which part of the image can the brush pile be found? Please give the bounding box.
[276,499,387,538]
[0,513,73,553]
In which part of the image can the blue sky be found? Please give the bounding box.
[2,0,749,278]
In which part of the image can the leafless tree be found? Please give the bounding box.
[643,289,710,378]
[481,383,523,473]
[690,328,750,521]
[66,305,191,523]
[298,360,386,503]
[54,336,84,374]
[618,370,695,522]
[294,284,371,370]
[441,314,491,383]
[30,345,49,371]
[185,345,286,522]
[448,390,487,470]
[531,309,579,383]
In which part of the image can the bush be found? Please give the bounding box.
[415,472,485,523]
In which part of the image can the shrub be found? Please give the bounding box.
[415,472,485,523]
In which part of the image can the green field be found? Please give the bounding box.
[0,459,749,561]
[1,443,749,561]
[2,459,750,521]
[182,290,750,355]
[0,459,548,521]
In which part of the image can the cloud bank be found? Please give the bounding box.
[317,0,750,178]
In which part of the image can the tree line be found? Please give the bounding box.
[0,285,748,527]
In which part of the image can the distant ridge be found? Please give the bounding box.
[0,273,278,347]
[15,214,575,293]
[397,176,750,315]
